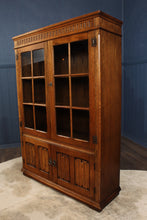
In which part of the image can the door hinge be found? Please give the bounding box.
[92,136,97,144]
[16,54,18,60]
[91,38,97,47]
[20,121,22,127]
[23,158,25,164]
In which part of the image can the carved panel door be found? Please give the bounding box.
[52,146,95,199]
[23,136,52,180]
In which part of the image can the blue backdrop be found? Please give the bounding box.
[123,0,147,147]
[0,0,146,148]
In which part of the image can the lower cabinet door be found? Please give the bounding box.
[23,136,52,179]
[52,146,95,199]
[23,136,95,199]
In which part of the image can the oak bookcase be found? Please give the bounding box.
[13,11,122,211]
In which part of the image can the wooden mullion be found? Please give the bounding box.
[31,50,36,130]
[23,102,33,105]
[71,106,89,111]
[22,76,32,79]
[71,73,89,77]
[34,103,46,107]
[54,74,69,78]
[33,76,45,79]
[68,42,73,138]
[55,105,70,109]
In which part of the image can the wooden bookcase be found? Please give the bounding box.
[13,11,122,211]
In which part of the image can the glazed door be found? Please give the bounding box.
[18,42,50,139]
[50,33,96,150]
[52,145,95,199]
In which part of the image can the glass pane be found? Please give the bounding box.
[22,79,32,103]
[71,40,88,74]
[72,77,89,107]
[21,52,31,77]
[34,79,45,104]
[24,105,34,128]
[33,49,44,76]
[54,44,68,75]
[55,78,69,106]
[56,108,70,137]
[72,110,89,141]
[35,106,47,132]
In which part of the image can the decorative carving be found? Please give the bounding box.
[74,158,90,190]
[57,152,70,182]
[38,145,49,174]
[25,142,36,167]
[15,18,95,48]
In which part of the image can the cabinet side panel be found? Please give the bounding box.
[100,30,122,202]
[15,50,24,167]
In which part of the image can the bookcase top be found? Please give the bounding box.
[13,10,122,49]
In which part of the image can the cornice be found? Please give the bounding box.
[13,11,122,49]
